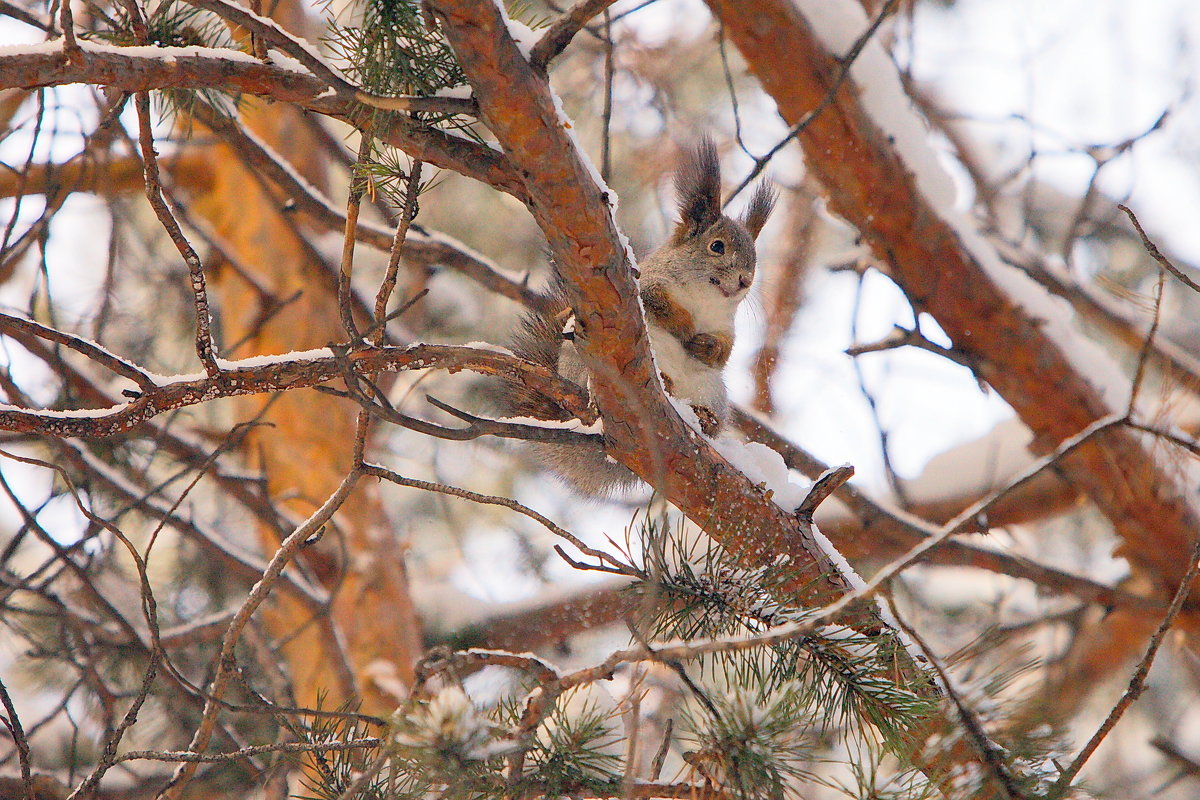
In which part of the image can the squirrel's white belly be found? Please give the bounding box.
[647,321,728,415]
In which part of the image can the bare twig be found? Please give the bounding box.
[361,462,637,576]
[0,677,32,800]
[529,0,621,73]
[1118,203,1200,295]
[0,343,596,438]
[180,0,478,116]
[339,389,602,445]
[0,312,156,391]
[845,324,982,375]
[133,92,219,375]
[794,464,854,519]
[886,600,1022,800]
[1128,268,1167,415]
[186,100,547,310]
[371,160,423,343]
[155,471,361,800]
[0,43,525,200]
[730,408,1158,614]
[725,0,902,202]
[118,737,381,764]
[338,133,374,341]
[1049,531,1200,796]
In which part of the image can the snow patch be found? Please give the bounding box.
[434,85,474,100]
[498,414,603,435]
[460,340,514,356]
[0,402,130,418]
[711,433,812,512]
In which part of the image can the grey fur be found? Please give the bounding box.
[499,139,775,496]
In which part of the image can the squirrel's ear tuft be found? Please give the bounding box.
[672,137,722,242]
[742,182,777,239]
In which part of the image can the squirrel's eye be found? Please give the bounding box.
[709,277,720,286]
[709,239,726,255]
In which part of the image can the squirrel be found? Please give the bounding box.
[500,138,776,495]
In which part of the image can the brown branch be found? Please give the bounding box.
[1050,531,1200,794]
[155,471,361,800]
[426,0,880,632]
[361,463,635,577]
[529,0,621,73]
[0,313,156,391]
[134,91,220,376]
[371,160,423,341]
[0,152,214,200]
[730,409,1162,617]
[846,324,982,374]
[339,389,603,445]
[0,0,50,31]
[993,237,1200,396]
[711,0,1200,602]
[0,42,526,200]
[186,101,548,310]
[117,737,381,764]
[0,343,595,438]
[431,579,638,651]
[0,677,33,800]
[181,0,478,116]
[1119,203,1200,296]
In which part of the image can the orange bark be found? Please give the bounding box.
[708,0,1200,602]
[427,0,872,621]
[176,5,423,714]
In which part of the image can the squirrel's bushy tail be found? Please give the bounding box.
[500,279,641,497]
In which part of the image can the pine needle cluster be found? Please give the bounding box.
[630,515,936,752]
[299,687,622,800]
[91,0,239,120]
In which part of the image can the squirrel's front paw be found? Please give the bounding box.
[691,404,721,436]
[684,332,733,368]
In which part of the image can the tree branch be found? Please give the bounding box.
[0,343,595,438]
[426,0,878,628]
[710,0,1200,601]
[0,41,527,200]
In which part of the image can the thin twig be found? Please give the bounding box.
[1049,531,1200,796]
[0,677,32,800]
[371,160,423,344]
[180,0,478,116]
[726,0,901,202]
[361,462,637,576]
[338,134,374,341]
[119,737,381,764]
[886,599,1022,800]
[845,324,982,375]
[1127,268,1166,415]
[0,312,156,391]
[599,9,614,182]
[155,471,361,800]
[133,92,219,375]
[1118,203,1200,295]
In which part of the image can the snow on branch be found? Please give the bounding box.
[0,342,594,438]
[424,1,922,671]
[711,0,1200,598]
[0,40,526,199]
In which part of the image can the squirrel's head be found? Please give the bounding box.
[656,137,776,304]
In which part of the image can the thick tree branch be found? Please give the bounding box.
[0,41,527,200]
[426,0,876,624]
[710,0,1200,600]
